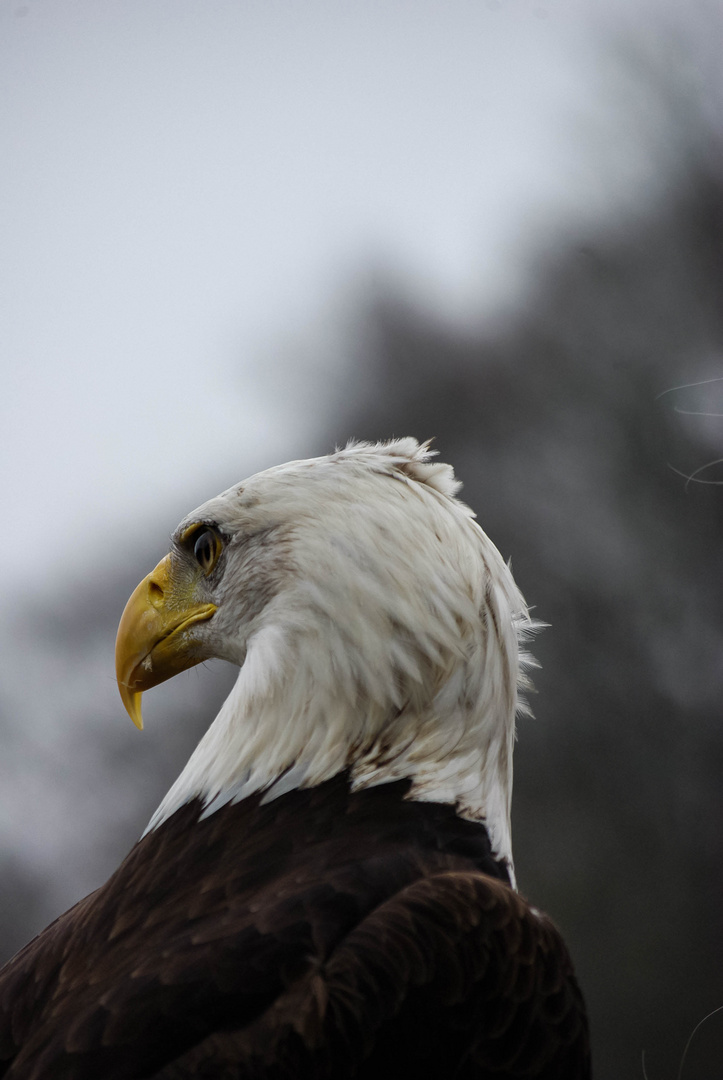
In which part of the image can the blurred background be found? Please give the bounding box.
[1,0,722,1075]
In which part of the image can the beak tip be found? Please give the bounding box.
[120,685,144,731]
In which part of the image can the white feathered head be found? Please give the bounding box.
[116,439,535,877]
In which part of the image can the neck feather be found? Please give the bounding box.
[145,589,528,886]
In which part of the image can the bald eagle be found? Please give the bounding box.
[0,439,590,1079]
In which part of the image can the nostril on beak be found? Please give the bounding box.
[148,579,164,607]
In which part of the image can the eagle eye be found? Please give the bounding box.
[192,528,222,575]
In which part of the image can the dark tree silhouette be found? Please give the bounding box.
[316,172,723,1078]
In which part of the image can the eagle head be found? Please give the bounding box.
[115,439,534,875]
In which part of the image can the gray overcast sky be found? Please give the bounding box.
[0,0,702,596]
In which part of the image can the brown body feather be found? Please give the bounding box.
[0,775,589,1079]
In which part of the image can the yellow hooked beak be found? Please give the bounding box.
[115,554,217,730]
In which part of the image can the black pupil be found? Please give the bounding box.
[194,530,215,570]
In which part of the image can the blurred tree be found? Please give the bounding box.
[317,171,723,1078]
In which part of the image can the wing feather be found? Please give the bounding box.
[148,872,590,1079]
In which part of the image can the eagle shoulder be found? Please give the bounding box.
[148,871,590,1079]
[1,777,553,1079]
